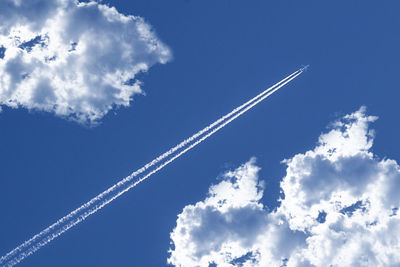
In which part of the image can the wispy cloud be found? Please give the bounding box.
[168,107,400,266]
[0,0,171,124]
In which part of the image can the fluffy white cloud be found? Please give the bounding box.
[0,0,171,123]
[168,107,400,267]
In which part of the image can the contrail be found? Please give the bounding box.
[0,68,302,267]
[0,67,306,267]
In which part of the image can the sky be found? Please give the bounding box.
[0,1,400,266]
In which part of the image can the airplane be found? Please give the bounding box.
[300,64,310,72]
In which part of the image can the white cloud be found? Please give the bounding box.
[0,0,171,124]
[168,107,400,267]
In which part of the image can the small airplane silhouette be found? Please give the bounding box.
[300,65,310,72]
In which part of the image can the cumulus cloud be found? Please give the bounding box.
[168,107,400,267]
[0,0,171,123]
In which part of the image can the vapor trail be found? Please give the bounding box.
[0,67,306,267]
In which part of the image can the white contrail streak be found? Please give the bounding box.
[0,67,306,267]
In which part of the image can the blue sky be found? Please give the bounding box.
[1,1,400,266]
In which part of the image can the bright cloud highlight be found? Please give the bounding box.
[168,107,400,267]
[0,0,171,124]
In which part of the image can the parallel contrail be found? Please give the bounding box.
[0,67,306,267]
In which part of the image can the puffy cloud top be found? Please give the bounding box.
[168,158,270,266]
[0,0,171,124]
[168,107,400,267]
